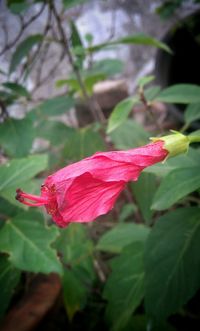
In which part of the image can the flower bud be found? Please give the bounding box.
[150,131,190,158]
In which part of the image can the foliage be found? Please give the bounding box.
[0,0,200,330]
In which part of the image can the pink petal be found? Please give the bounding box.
[56,172,125,223]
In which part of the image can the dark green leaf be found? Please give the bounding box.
[152,166,200,210]
[110,120,150,149]
[9,34,43,74]
[30,96,75,118]
[7,0,29,14]
[62,268,88,320]
[63,0,89,9]
[56,224,94,283]
[56,224,95,319]
[107,97,139,133]
[156,1,183,19]
[156,84,200,104]
[104,242,145,331]
[121,315,175,331]
[0,197,22,219]
[63,127,105,161]
[0,117,35,157]
[119,203,137,222]
[70,20,85,69]
[0,211,62,274]
[3,82,30,98]
[0,256,21,318]
[36,120,76,146]
[131,173,157,224]
[145,207,200,319]
[184,103,200,125]
[97,223,150,253]
[70,20,83,49]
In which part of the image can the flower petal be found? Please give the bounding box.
[57,172,125,223]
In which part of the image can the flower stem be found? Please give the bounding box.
[188,136,200,143]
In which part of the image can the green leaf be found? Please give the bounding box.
[2,82,30,98]
[0,211,62,275]
[0,117,35,157]
[1,179,42,207]
[83,73,105,95]
[56,224,95,319]
[63,0,89,9]
[189,129,200,137]
[29,96,75,118]
[62,268,88,320]
[0,90,15,105]
[121,315,147,331]
[92,59,124,76]
[0,197,22,219]
[7,0,29,14]
[97,223,150,253]
[122,315,175,331]
[9,34,43,74]
[110,120,150,149]
[70,20,83,49]
[58,59,124,92]
[156,1,182,19]
[57,74,105,95]
[88,33,171,54]
[119,203,137,223]
[145,147,200,177]
[145,207,200,319]
[184,103,200,126]
[156,84,200,104]
[56,224,94,278]
[36,120,76,146]
[0,256,21,319]
[63,127,105,161]
[152,166,200,210]
[137,75,155,88]
[107,97,139,133]
[144,86,161,101]
[70,20,85,69]
[131,173,157,224]
[104,242,145,331]
[0,154,48,192]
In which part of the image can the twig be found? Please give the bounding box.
[19,5,52,84]
[139,87,163,133]
[0,99,9,121]
[49,1,105,123]
[32,49,66,93]
[0,2,46,56]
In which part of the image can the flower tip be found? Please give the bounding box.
[150,131,189,158]
[15,188,24,202]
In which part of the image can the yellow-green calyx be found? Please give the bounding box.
[150,131,190,158]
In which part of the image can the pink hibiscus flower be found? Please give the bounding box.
[16,140,168,227]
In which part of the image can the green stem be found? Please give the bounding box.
[180,123,189,133]
[188,136,200,143]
